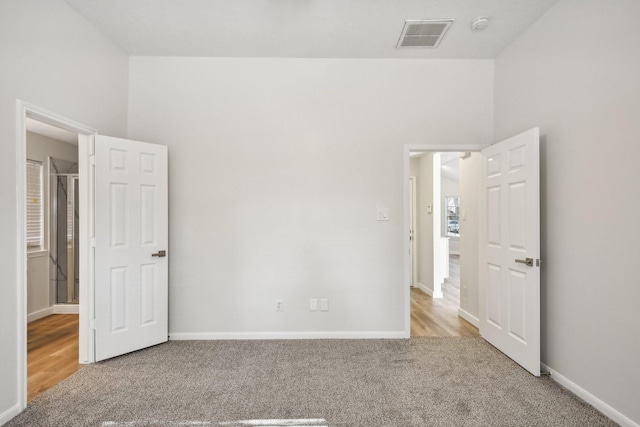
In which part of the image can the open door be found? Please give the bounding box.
[479,128,540,376]
[94,135,168,361]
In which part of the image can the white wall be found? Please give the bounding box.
[0,0,128,421]
[458,153,481,322]
[494,0,640,424]
[441,176,460,254]
[441,177,459,199]
[128,57,493,337]
[26,132,78,320]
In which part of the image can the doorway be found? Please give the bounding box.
[17,101,97,409]
[404,146,482,337]
[25,118,82,401]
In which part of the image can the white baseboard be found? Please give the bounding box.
[169,331,407,340]
[415,282,433,297]
[27,304,79,323]
[458,308,479,328]
[0,403,22,426]
[53,304,79,314]
[27,306,54,323]
[541,363,639,427]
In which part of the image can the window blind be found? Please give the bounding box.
[26,160,43,249]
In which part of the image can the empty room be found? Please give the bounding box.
[1,0,639,426]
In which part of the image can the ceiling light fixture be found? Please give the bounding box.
[471,16,490,31]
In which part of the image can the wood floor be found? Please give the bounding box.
[27,314,80,402]
[411,255,479,337]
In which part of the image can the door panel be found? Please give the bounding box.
[95,135,168,361]
[480,128,540,376]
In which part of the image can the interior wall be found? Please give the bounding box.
[441,176,460,254]
[458,153,481,322]
[0,0,128,421]
[409,157,421,284]
[415,153,435,294]
[26,132,78,320]
[441,178,459,199]
[128,57,494,336]
[494,0,640,423]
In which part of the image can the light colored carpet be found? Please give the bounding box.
[8,338,615,426]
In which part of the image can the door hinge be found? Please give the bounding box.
[90,319,96,330]
[89,155,96,165]
[90,237,96,248]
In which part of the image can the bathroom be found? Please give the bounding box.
[26,125,80,319]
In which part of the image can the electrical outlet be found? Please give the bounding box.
[310,298,318,311]
[275,299,283,311]
[320,298,329,312]
[376,208,389,221]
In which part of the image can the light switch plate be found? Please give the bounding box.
[310,298,318,311]
[320,298,329,311]
[377,208,389,221]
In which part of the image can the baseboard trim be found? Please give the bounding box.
[541,363,639,427]
[27,306,54,323]
[0,403,22,426]
[53,304,79,314]
[27,304,79,322]
[169,331,407,340]
[458,308,479,328]
[415,282,433,297]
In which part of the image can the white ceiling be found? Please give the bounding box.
[64,0,558,58]
[26,118,78,145]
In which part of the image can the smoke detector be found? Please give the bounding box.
[396,19,454,49]
[471,16,490,31]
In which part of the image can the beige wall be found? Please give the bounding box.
[412,153,435,293]
[26,132,79,319]
[458,153,481,322]
[494,0,640,423]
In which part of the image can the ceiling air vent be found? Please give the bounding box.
[396,19,454,49]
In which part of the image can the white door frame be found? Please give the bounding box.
[409,175,417,287]
[16,100,97,409]
[403,144,484,336]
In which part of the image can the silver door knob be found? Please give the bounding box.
[515,257,534,267]
[152,250,166,257]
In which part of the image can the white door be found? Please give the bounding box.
[479,128,540,376]
[94,135,168,361]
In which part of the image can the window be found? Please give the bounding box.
[445,196,460,237]
[26,160,43,250]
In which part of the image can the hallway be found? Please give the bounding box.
[27,314,80,402]
[410,255,479,337]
